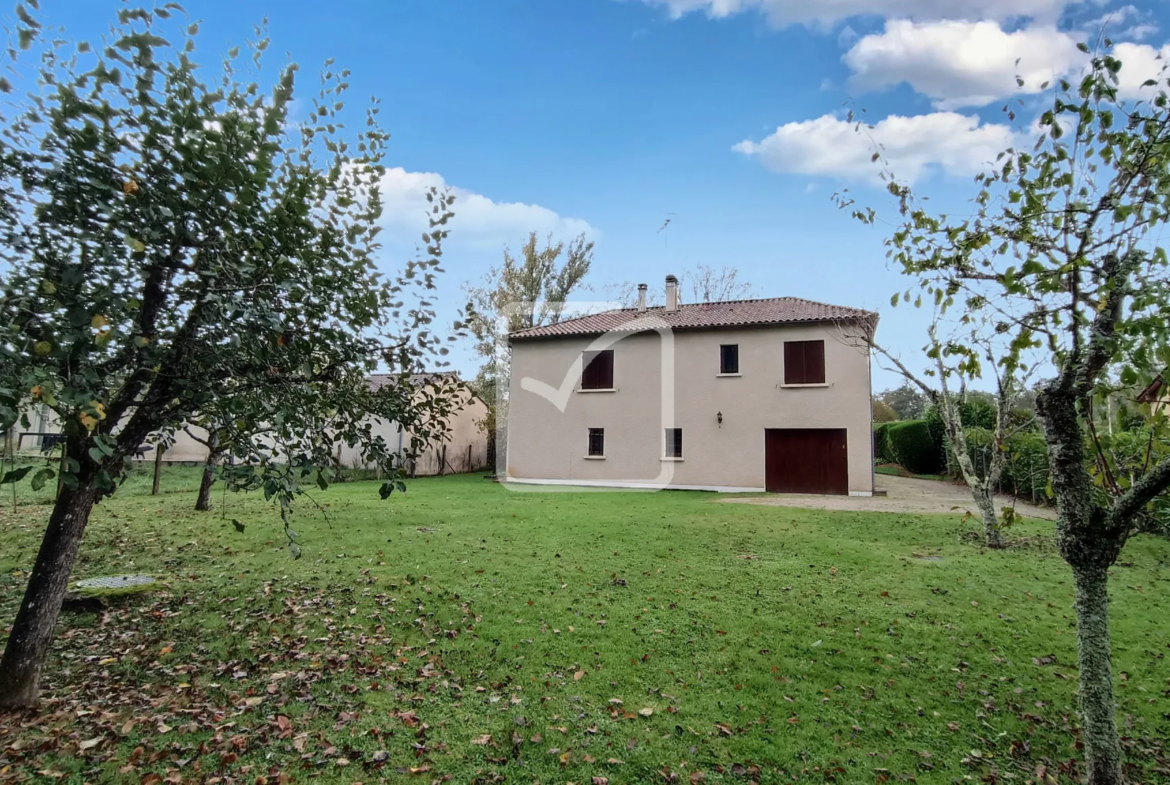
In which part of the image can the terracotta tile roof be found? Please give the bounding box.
[1137,376,1166,403]
[366,372,460,392]
[509,297,877,341]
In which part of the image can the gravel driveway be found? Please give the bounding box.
[721,474,1056,520]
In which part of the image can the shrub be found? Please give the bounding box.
[873,423,896,464]
[1002,432,1050,503]
[873,400,898,423]
[886,420,944,475]
[961,426,995,481]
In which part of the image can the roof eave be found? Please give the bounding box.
[509,313,879,343]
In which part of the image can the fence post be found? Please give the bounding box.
[439,445,447,477]
[56,442,66,500]
[467,444,472,472]
[152,443,163,496]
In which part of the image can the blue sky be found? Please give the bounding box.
[38,0,1170,389]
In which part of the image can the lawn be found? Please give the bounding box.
[874,464,949,483]
[1,471,1168,784]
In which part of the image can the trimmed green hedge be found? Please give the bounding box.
[886,419,944,475]
[873,422,896,464]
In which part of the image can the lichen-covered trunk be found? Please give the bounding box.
[1072,566,1124,785]
[968,482,1005,549]
[0,479,98,708]
[1038,384,1128,785]
[948,420,1006,548]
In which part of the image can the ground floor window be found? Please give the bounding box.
[664,428,683,458]
[588,427,605,457]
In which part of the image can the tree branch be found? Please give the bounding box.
[1105,454,1170,530]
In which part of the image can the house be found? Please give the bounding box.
[6,373,489,477]
[334,372,490,475]
[1137,376,1169,418]
[505,276,878,495]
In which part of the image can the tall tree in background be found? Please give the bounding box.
[680,263,754,304]
[876,381,928,420]
[464,231,593,467]
[842,46,1170,784]
[0,5,460,708]
[605,264,753,307]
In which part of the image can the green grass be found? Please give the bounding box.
[1,471,1168,784]
[874,464,949,482]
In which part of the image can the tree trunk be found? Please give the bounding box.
[1038,383,1128,784]
[195,460,215,511]
[948,424,1006,548]
[0,479,98,708]
[1072,565,1124,785]
[969,482,1006,548]
[195,434,219,512]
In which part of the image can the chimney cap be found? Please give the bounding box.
[637,283,647,290]
[665,274,679,283]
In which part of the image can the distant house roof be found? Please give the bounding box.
[366,372,460,392]
[1137,376,1166,404]
[508,297,878,341]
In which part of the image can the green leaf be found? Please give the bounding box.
[0,466,33,485]
[1076,42,1090,54]
[231,518,246,533]
[289,542,302,559]
[316,472,328,491]
[30,467,55,491]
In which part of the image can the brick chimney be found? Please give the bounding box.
[636,283,648,312]
[665,275,679,313]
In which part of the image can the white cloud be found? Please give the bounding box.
[1112,41,1170,96]
[1082,5,1157,41]
[843,19,1170,108]
[845,21,1082,108]
[377,168,596,250]
[733,112,1018,183]
[640,0,1075,28]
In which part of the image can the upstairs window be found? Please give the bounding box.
[588,428,605,457]
[784,340,825,385]
[720,344,739,374]
[581,349,614,389]
[664,428,683,458]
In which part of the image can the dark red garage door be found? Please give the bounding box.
[764,428,848,495]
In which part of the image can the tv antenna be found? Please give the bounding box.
[657,212,678,249]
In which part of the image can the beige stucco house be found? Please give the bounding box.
[506,276,878,495]
[6,373,489,477]
[334,373,490,476]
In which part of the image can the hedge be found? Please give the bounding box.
[873,422,896,464]
[885,419,944,475]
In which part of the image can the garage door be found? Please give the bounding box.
[764,428,848,495]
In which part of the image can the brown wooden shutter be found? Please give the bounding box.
[582,350,614,389]
[806,341,825,383]
[784,341,805,384]
[784,341,825,384]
